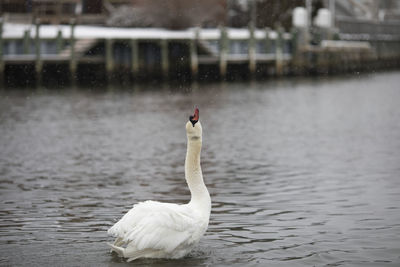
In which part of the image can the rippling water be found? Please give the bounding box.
[1,72,400,266]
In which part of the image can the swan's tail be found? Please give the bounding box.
[108,243,124,257]
[108,243,161,262]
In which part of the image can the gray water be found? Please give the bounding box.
[1,72,400,266]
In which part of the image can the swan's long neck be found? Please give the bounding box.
[185,138,211,214]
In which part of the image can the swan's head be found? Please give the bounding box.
[186,108,202,142]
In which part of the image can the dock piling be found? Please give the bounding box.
[248,23,256,77]
[56,28,63,54]
[161,39,169,79]
[275,26,284,76]
[0,18,3,86]
[219,26,228,79]
[265,27,271,54]
[105,38,114,80]
[290,28,298,58]
[23,29,30,54]
[130,39,139,80]
[69,20,77,85]
[35,19,42,85]
[190,28,199,80]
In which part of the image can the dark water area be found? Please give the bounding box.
[1,71,400,266]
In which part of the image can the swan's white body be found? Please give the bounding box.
[108,118,211,261]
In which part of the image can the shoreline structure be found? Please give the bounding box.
[1,21,399,86]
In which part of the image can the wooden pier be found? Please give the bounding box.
[0,21,295,85]
[0,20,399,86]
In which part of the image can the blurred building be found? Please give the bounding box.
[105,0,226,29]
[1,0,399,30]
[228,0,307,29]
[0,0,106,24]
[0,0,226,28]
[334,0,400,21]
[328,0,400,36]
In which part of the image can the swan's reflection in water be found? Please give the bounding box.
[1,72,400,266]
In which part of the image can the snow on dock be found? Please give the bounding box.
[2,23,285,40]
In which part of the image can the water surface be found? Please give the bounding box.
[1,72,400,266]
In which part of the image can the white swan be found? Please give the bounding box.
[108,108,211,261]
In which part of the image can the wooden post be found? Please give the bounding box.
[265,27,271,54]
[56,28,63,54]
[130,39,139,80]
[0,18,4,86]
[23,29,30,54]
[305,0,312,46]
[69,20,77,85]
[290,27,299,74]
[219,26,228,79]
[190,27,199,81]
[248,23,256,77]
[160,39,169,79]
[35,19,42,86]
[275,27,284,76]
[105,38,114,81]
[290,28,298,58]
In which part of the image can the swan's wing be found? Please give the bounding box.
[108,201,197,253]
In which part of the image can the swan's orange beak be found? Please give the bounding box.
[189,108,199,127]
